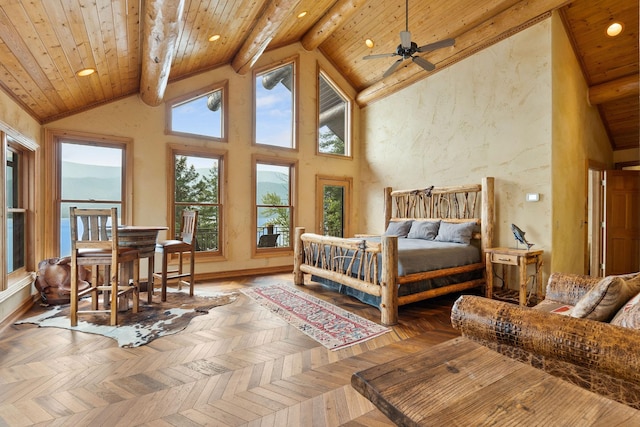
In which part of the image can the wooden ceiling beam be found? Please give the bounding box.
[231,0,302,75]
[140,0,184,107]
[356,0,572,106]
[301,0,368,51]
[589,75,640,105]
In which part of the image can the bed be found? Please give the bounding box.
[293,177,494,325]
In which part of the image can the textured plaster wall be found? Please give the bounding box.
[361,20,554,278]
[550,14,612,273]
[46,43,360,276]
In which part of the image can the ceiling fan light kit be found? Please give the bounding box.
[363,0,455,78]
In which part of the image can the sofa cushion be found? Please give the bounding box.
[571,274,640,321]
[611,291,640,329]
[534,299,574,316]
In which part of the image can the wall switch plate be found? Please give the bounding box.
[526,193,540,202]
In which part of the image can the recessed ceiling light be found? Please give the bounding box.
[606,22,624,37]
[297,11,307,19]
[365,39,374,48]
[76,68,95,77]
[209,34,221,42]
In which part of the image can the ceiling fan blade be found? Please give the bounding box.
[412,56,435,72]
[363,53,396,60]
[400,31,411,49]
[417,38,455,53]
[382,58,404,78]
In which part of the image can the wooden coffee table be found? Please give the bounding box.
[352,336,640,426]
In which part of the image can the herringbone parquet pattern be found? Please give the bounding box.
[0,274,467,426]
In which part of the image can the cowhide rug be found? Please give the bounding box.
[15,291,238,348]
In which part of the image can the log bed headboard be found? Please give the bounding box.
[384,176,494,253]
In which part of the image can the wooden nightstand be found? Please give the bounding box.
[485,247,544,306]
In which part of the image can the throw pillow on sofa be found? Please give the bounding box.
[611,291,640,329]
[571,274,640,321]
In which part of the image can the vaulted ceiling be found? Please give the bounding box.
[0,0,637,150]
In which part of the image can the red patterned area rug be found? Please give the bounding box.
[242,284,389,350]
[15,291,238,348]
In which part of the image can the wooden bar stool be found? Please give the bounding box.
[152,210,198,301]
[69,207,140,326]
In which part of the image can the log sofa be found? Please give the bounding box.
[451,271,640,409]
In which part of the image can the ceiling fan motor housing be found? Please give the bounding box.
[395,41,419,59]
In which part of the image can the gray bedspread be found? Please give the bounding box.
[360,237,481,276]
[310,237,482,307]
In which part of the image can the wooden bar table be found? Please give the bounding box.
[352,337,640,426]
[118,225,168,303]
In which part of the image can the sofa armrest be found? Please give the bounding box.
[450,295,640,385]
[544,272,601,305]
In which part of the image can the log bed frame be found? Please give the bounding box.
[293,177,494,325]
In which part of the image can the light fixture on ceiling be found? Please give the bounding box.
[76,68,95,77]
[606,22,624,37]
[365,39,374,48]
[209,34,221,42]
[297,11,307,19]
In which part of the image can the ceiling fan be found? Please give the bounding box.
[363,0,455,78]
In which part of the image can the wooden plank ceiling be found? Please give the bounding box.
[0,0,636,150]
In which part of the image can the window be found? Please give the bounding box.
[58,141,127,257]
[170,147,224,255]
[6,145,24,275]
[254,158,296,251]
[166,81,228,141]
[45,130,132,258]
[254,60,297,149]
[2,131,36,291]
[318,71,350,157]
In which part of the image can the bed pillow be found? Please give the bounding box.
[434,221,475,244]
[571,274,640,321]
[384,220,413,237]
[407,220,440,240]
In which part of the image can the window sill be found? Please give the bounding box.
[0,271,36,304]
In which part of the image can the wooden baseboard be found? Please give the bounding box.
[196,265,293,281]
[0,293,38,334]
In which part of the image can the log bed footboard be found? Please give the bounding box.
[293,177,495,326]
[293,228,399,325]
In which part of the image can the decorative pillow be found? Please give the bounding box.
[407,220,440,240]
[434,221,475,244]
[384,220,413,238]
[571,274,640,321]
[611,291,640,329]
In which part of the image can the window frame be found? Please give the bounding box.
[165,80,229,142]
[168,144,227,259]
[252,154,297,256]
[252,56,299,151]
[317,67,353,159]
[1,129,37,291]
[44,129,133,258]
[315,175,352,237]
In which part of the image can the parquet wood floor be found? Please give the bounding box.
[0,274,472,426]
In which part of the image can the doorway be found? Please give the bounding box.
[586,162,640,276]
[316,175,352,237]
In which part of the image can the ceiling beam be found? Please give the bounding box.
[356,0,571,106]
[140,0,184,107]
[588,75,640,105]
[301,0,368,51]
[231,0,302,75]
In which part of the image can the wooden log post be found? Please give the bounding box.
[481,177,495,298]
[380,235,398,326]
[293,227,305,285]
[383,187,393,230]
